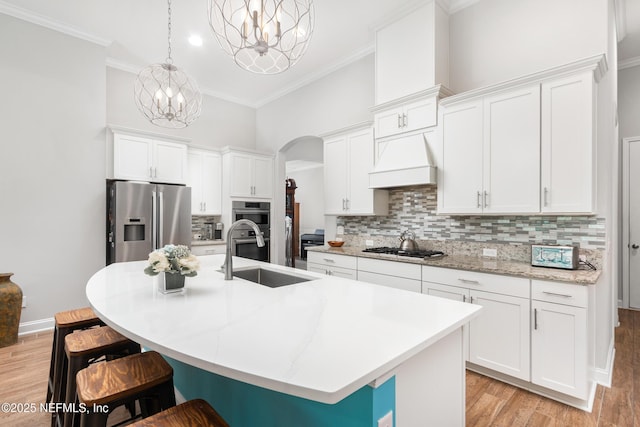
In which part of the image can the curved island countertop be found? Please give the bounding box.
[86,254,481,405]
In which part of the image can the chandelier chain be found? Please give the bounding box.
[166,0,172,63]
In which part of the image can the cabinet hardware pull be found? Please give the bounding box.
[458,278,480,284]
[542,291,572,298]
[203,202,206,211]
[633,244,640,250]
[323,258,335,263]
[397,114,402,128]
[149,167,153,178]
[403,113,407,127]
[543,187,549,207]
[477,191,481,208]
[462,295,466,303]
[534,308,538,330]
[346,198,350,210]
[483,191,488,208]
[469,296,474,304]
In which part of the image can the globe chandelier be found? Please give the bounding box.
[207,0,315,74]
[134,0,202,128]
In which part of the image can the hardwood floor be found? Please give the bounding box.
[0,310,638,426]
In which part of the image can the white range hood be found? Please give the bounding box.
[369,131,437,189]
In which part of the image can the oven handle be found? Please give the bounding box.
[234,237,270,244]
[233,209,270,215]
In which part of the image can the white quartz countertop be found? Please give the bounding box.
[86,255,481,404]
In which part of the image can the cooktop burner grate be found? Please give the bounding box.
[362,247,446,258]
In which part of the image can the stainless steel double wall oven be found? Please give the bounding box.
[231,201,270,262]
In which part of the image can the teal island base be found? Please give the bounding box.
[162,327,465,427]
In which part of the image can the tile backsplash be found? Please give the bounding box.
[337,186,605,264]
[191,215,220,240]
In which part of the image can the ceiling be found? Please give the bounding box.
[0,0,638,108]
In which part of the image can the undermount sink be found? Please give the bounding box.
[232,267,315,288]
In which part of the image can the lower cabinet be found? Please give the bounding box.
[422,266,530,381]
[531,279,589,399]
[306,252,357,279]
[356,257,421,293]
[191,244,226,256]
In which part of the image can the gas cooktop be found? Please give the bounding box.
[362,247,446,258]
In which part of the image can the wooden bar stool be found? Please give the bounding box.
[47,307,104,407]
[128,399,230,427]
[75,351,176,427]
[59,326,140,427]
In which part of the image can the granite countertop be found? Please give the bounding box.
[192,240,226,246]
[306,246,601,285]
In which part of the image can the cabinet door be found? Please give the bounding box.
[154,140,187,184]
[201,152,222,214]
[306,263,327,275]
[329,266,357,280]
[229,154,254,198]
[375,107,404,139]
[483,85,540,214]
[187,152,204,214]
[531,300,588,399]
[113,134,152,181]
[253,157,273,199]
[347,128,375,214]
[469,290,530,381]
[437,100,484,214]
[358,271,421,293]
[323,136,348,214]
[422,281,469,303]
[404,98,437,133]
[541,72,595,213]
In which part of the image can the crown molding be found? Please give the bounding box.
[0,0,111,47]
[448,0,481,14]
[619,56,640,70]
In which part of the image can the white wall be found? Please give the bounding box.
[107,67,256,150]
[449,0,608,93]
[286,166,325,238]
[619,66,640,140]
[0,14,107,331]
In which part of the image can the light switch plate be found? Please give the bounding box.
[365,240,374,247]
[378,411,393,427]
[482,248,497,257]
[336,226,345,235]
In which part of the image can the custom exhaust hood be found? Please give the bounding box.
[369,131,437,189]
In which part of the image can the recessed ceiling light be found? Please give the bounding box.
[188,35,203,47]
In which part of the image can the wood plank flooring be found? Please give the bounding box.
[0,310,638,426]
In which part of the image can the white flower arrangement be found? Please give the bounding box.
[144,244,200,277]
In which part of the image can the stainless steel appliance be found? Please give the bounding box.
[231,201,270,262]
[214,222,224,240]
[362,247,445,259]
[106,180,191,264]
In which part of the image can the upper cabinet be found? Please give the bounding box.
[223,149,274,199]
[374,1,449,106]
[323,124,388,216]
[188,149,222,215]
[438,55,606,215]
[111,132,188,184]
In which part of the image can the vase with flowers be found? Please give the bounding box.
[144,245,200,293]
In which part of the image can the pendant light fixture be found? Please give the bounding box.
[207,0,314,74]
[134,0,202,128]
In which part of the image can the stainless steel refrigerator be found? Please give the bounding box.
[106,180,191,264]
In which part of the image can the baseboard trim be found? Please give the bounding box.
[594,337,615,387]
[18,317,54,336]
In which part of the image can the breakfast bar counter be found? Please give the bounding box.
[86,255,481,426]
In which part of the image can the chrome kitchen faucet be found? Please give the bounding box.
[222,219,265,280]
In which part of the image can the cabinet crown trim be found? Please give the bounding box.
[108,125,191,144]
[370,85,454,113]
[221,145,275,158]
[319,121,374,139]
[440,54,607,107]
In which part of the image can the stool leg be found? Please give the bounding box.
[46,326,59,403]
[63,355,87,427]
[79,409,109,427]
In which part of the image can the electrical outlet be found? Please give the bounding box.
[365,240,374,247]
[579,255,587,262]
[378,411,393,427]
[22,296,27,308]
[336,226,345,235]
[482,248,497,257]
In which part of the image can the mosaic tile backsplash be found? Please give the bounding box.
[337,186,606,264]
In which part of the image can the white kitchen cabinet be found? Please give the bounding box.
[323,125,388,215]
[307,251,357,279]
[438,85,540,214]
[422,266,530,381]
[188,149,222,215]
[374,97,437,139]
[374,1,448,105]
[113,133,187,184]
[541,72,596,214]
[224,150,274,199]
[356,257,421,293]
[531,280,589,399]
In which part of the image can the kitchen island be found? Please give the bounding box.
[86,255,481,426]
